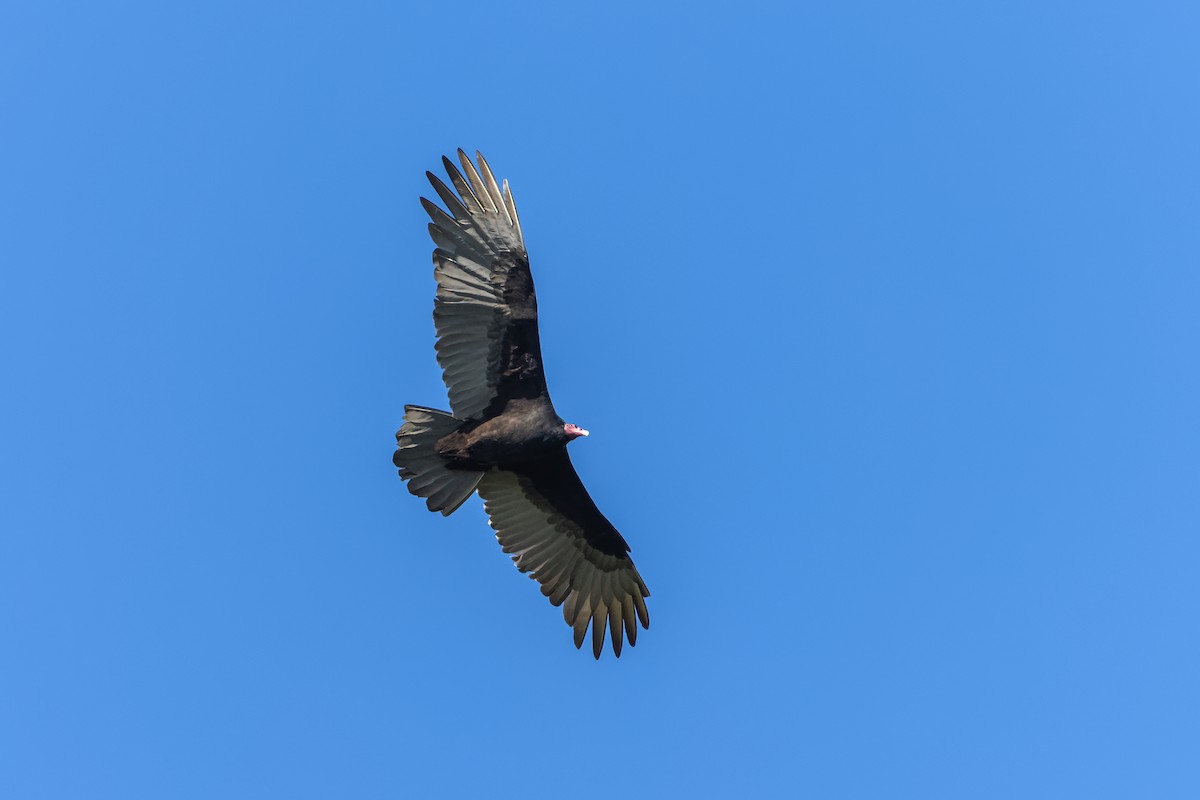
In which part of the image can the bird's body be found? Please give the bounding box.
[393,151,649,658]
[435,397,570,470]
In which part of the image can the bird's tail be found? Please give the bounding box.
[393,405,482,516]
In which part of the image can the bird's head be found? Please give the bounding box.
[563,423,590,440]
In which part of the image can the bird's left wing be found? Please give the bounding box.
[476,450,651,659]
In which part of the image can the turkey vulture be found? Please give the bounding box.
[393,150,650,659]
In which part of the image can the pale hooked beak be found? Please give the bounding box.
[564,423,589,438]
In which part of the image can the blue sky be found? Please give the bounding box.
[3,1,1198,797]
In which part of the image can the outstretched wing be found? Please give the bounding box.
[422,150,547,420]
[476,450,651,659]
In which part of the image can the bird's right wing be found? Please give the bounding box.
[422,150,549,420]
[476,450,651,659]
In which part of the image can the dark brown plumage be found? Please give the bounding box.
[393,150,649,659]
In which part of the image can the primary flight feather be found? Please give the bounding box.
[393,150,650,659]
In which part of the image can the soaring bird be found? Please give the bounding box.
[393,151,650,659]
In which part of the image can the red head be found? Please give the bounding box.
[563,423,590,439]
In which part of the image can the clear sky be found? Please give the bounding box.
[2,1,1198,797]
